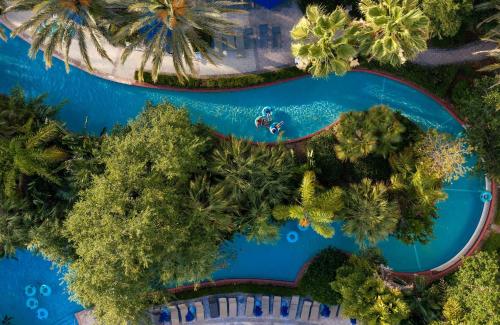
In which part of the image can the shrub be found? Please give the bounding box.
[298,248,348,305]
[421,0,473,39]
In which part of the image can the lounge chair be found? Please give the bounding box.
[169,306,180,325]
[245,296,254,317]
[229,297,237,317]
[258,24,269,48]
[289,296,299,320]
[235,32,247,58]
[309,301,320,321]
[194,301,204,321]
[219,298,228,318]
[300,300,312,321]
[178,304,188,323]
[262,296,270,317]
[208,297,219,318]
[329,305,339,320]
[272,26,282,49]
[244,27,255,50]
[272,296,281,318]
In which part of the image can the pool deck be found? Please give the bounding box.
[1,2,301,81]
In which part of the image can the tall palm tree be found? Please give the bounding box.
[0,121,68,199]
[273,171,343,238]
[7,0,111,72]
[475,0,499,78]
[338,178,400,247]
[291,5,358,77]
[355,0,430,66]
[116,0,240,83]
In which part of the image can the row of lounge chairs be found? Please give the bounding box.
[151,295,354,324]
[212,24,283,57]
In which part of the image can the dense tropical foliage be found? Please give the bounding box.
[421,0,473,39]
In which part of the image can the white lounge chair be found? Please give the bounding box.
[272,296,281,318]
[194,301,204,321]
[300,300,312,321]
[309,301,320,321]
[289,296,299,320]
[245,296,254,317]
[329,305,340,320]
[262,296,270,317]
[169,306,180,325]
[229,298,237,317]
[218,298,228,318]
[178,304,188,323]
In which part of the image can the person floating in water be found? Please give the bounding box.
[269,121,284,134]
[255,107,273,128]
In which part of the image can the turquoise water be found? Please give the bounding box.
[0,34,485,323]
[0,250,80,324]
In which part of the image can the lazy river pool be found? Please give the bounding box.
[0,33,487,324]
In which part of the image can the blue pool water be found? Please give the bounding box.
[0,34,485,323]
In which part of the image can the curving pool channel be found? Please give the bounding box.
[0,33,486,324]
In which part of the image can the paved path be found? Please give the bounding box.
[412,40,496,66]
[1,8,495,84]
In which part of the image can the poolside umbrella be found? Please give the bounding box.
[253,0,284,9]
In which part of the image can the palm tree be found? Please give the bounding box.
[355,0,430,66]
[475,0,499,78]
[7,0,111,72]
[0,0,7,41]
[291,5,358,77]
[0,121,68,199]
[338,178,400,247]
[334,105,405,161]
[116,0,240,83]
[273,171,343,238]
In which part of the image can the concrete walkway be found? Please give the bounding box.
[412,40,496,66]
[1,6,495,85]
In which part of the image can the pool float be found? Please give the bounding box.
[26,297,38,310]
[481,191,492,203]
[24,284,36,297]
[40,284,52,297]
[262,107,272,118]
[37,308,49,320]
[269,121,284,135]
[286,231,298,243]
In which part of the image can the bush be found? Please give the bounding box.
[298,248,348,304]
[482,233,500,255]
[136,67,304,89]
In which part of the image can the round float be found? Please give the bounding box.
[26,297,38,310]
[37,308,49,320]
[286,231,299,243]
[481,191,492,203]
[24,284,36,297]
[40,284,52,297]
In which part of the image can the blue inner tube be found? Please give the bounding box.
[481,191,492,203]
[26,297,38,310]
[37,308,49,320]
[286,231,298,243]
[40,284,52,297]
[24,284,36,297]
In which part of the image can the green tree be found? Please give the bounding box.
[117,0,238,83]
[334,105,406,162]
[355,0,430,66]
[210,137,298,243]
[416,129,471,183]
[65,103,229,324]
[421,0,473,39]
[403,277,445,324]
[291,5,358,77]
[338,178,400,247]
[272,171,343,238]
[475,0,500,75]
[332,252,410,324]
[8,0,111,72]
[389,147,447,244]
[442,251,500,324]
